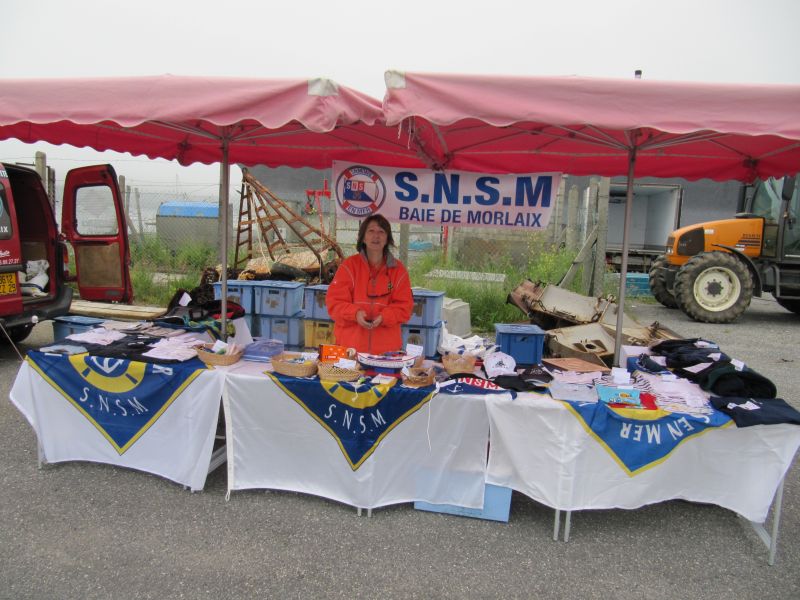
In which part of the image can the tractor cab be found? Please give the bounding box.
[650,176,800,323]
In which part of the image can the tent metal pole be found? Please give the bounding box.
[219,139,230,340]
[613,145,637,366]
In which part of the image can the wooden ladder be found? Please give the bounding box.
[233,169,344,278]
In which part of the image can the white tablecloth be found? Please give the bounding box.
[10,353,800,522]
[10,360,225,491]
[485,392,800,522]
[222,363,493,509]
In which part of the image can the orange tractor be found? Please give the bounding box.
[649,176,800,322]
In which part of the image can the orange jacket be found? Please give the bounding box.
[326,251,413,354]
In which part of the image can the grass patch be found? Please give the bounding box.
[130,235,219,273]
[130,268,200,306]
[125,230,623,329]
[405,232,602,334]
[127,236,220,305]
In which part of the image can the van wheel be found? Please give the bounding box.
[1,324,34,343]
[674,251,753,323]
[775,297,800,315]
[648,255,677,308]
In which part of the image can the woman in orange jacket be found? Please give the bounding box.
[326,214,413,354]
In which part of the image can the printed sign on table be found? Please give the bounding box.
[268,373,434,470]
[27,352,206,454]
[562,400,732,475]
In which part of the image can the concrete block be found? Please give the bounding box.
[442,297,471,337]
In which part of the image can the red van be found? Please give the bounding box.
[0,163,132,342]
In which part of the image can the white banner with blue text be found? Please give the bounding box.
[332,161,560,229]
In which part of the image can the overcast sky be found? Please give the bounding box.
[1,0,798,199]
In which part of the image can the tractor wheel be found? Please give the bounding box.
[648,255,677,308]
[1,323,34,344]
[775,297,800,316]
[674,251,753,323]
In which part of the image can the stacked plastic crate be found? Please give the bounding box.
[253,281,306,350]
[302,284,336,349]
[212,280,261,337]
[403,289,445,358]
[213,279,306,347]
[302,286,445,358]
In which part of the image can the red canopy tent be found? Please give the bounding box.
[382,70,800,363]
[0,74,402,333]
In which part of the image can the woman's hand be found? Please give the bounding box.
[356,310,372,329]
[356,310,382,330]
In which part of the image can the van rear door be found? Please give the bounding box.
[0,165,24,314]
[61,165,133,303]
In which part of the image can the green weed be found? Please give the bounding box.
[405,232,595,334]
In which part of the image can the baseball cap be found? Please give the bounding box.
[483,352,517,379]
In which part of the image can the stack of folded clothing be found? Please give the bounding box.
[651,338,776,399]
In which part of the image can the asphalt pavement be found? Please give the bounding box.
[1,296,799,599]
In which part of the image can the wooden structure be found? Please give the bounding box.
[69,299,166,320]
[234,169,344,280]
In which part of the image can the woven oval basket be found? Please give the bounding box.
[402,366,436,388]
[441,353,477,375]
[271,352,318,377]
[197,344,243,367]
[317,362,363,382]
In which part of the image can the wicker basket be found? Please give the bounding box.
[197,344,243,367]
[271,352,318,377]
[441,353,477,375]
[317,362,363,382]
[402,366,436,388]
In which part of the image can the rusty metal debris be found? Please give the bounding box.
[507,280,679,367]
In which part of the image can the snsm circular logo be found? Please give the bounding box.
[335,165,386,218]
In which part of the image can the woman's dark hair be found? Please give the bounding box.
[356,214,395,254]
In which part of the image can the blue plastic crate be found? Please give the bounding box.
[414,484,512,523]
[257,313,304,347]
[253,281,305,316]
[212,280,259,314]
[52,315,105,340]
[494,323,545,366]
[408,289,445,327]
[626,273,651,297]
[243,314,259,337]
[401,321,442,358]
[303,284,330,320]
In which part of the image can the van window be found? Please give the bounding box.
[75,185,119,235]
[0,185,12,240]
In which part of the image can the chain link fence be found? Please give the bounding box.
[119,169,595,331]
[127,192,569,289]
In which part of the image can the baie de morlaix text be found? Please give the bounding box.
[333,161,559,229]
